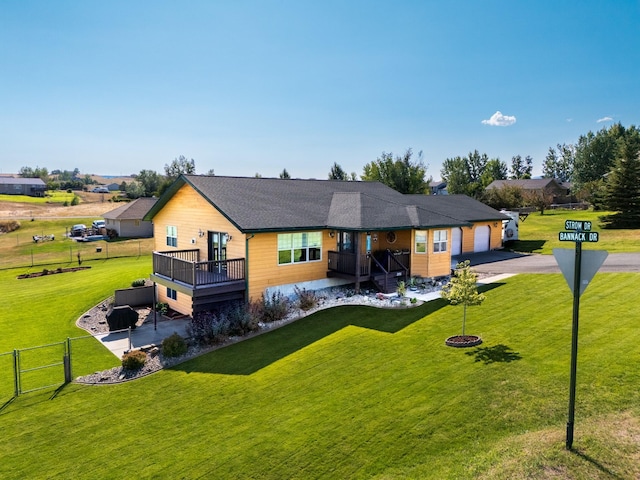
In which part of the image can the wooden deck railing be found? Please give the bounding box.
[153,251,245,287]
[327,251,371,277]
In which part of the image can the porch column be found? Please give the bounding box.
[354,234,361,293]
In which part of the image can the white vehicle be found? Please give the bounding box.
[92,220,106,229]
[501,210,519,243]
[92,187,109,193]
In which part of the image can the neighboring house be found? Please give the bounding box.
[103,197,157,238]
[0,177,47,197]
[429,180,448,195]
[485,178,573,204]
[106,183,121,191]
[145,175,509,317]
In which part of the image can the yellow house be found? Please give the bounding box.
[144,175,508,316]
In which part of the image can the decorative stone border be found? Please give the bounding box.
[445,335,483,348]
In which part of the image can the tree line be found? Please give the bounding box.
[16,122,640,227]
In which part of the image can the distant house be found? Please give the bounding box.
[486,178,569,195]
[429,180,448,195]
[144,175,508,316]
[0,177,47,197]
[485,178,574,205]
[103,197,157,238]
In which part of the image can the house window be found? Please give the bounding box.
[166,226,177,247]
[415,231,427,253]
[167,287,177,300]
[278,232,322,265]
[433,230,448,252]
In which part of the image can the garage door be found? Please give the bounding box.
[473,226,490,252]
[451,227,462,256]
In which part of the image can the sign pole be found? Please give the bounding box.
[566,234,582,450]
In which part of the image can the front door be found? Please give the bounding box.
[208,231,227,272]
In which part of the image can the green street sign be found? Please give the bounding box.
[559,231,599,242]
[564,220,592,231]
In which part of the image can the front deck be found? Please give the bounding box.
[327,249,410,293]
[151,250,246,311]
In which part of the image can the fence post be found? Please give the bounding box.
[13,350,19,397]
[63,338,72,383]
[128,327,132,352]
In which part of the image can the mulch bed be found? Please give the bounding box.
[17,266,92,279]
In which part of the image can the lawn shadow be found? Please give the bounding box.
[571,449,626,479]
[511,239,546,253]
[171,299,449,376]
[465,344,522,364]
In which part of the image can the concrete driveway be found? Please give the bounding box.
[452,251,640,274]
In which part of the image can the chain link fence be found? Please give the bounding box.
[0,238,153,270]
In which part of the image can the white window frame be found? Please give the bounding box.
[278,232,322,265]
[166,226,177,247]
[415,230,427,254]
[433,229,448,253]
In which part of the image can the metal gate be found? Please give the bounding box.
[10,339,72,396]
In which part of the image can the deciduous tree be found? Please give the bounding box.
[440,260,486,337]
[362,148,429,194]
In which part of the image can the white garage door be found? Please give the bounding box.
[473,226,490,252]
[451,227,462,256]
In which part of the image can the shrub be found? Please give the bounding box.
[131,278,146,287]
[156,302,168,316]
[396,280,407,297]
[0,220,20,234]
[66,189,72,193]
[70,195,80,206]
[226,303,259,336]
[294,286,318,311]
[188,311,230,345]
[121,350,147,370]
[255,291,289,323]
[162,332,188,358]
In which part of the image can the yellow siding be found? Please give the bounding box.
[157,288,191,315]
[247,231,335,301]
[460,221,503,253]
[410,229,452,278]
[152,184,245,259]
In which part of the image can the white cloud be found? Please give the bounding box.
[481,111,516,126]
[597,116,613,123]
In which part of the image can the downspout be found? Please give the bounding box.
[244,234,255,303]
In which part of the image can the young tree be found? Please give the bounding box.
[440,260,486,337]
[362,148,429,194]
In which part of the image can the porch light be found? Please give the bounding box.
[329,231,335,238]
[198,229,205,237]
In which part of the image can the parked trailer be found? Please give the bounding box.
[501,210,519,244]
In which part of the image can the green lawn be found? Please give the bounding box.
[510,209,640,254]
[1,273,639,479]
[0,191,77,204]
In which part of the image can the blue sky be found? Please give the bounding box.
[1,0,639,180]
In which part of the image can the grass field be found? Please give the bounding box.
[1,272,639,479]
[0,191,77,204]
[0,217,154,269]
[511,209,640,254]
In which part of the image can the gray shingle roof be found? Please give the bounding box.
[0,177,46,186]
[103,197,157,220]
[146,175,507,232]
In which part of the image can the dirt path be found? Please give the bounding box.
[0,196,123,219]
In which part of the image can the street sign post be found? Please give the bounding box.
[553,220,607,450]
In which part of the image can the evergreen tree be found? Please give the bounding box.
[600,128,640,228]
